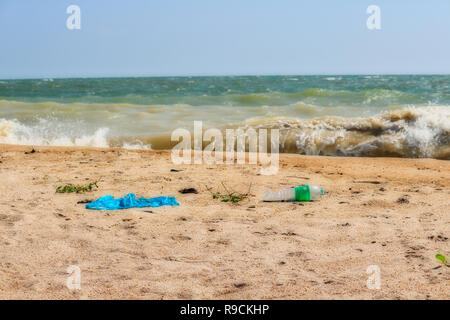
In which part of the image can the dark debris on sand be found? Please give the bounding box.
[179,188,198,194]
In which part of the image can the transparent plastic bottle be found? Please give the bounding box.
[264,184,324,202]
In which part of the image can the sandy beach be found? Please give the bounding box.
[0,144,448,299]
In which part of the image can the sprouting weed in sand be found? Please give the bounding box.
[435,254,447,264]
[56,181,98,193]
[207,182,252,204]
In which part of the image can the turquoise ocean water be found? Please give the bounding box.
[0,75,448,158]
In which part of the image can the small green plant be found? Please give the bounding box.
[435,254,447,264]
[207,182,252,204]
[56,181,98,193]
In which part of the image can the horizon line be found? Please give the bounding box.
[1,72,450,81]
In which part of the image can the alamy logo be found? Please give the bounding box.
[366,5,381,30]
[66,265,81,290]
[66,5,81,30]
[366,265,381,290]
[171,121,279,175]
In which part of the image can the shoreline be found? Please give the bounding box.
[0,144,448,299]
[1,105,449,160]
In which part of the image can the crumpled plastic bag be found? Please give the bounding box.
[86,193,179,210]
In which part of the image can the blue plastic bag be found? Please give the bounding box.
[86,193,179,210]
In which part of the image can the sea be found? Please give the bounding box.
[0,75,448,159]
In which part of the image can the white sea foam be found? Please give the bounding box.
[0,118,150,149]
[293,106,450,158]
[0,106,448,158]
[238,106,450,159]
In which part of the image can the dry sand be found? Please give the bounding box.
[0,144,448,299]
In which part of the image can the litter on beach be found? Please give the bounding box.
[86,193,179,210]
[264,185,324,202]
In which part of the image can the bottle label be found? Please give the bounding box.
[295,185,310,201]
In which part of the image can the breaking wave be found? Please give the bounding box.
[0,106,448,159]
[0,118,150,149]
[241,106,450,159]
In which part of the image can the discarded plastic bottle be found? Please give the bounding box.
[263,185,324,202]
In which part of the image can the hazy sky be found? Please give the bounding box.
[1,0,449,79]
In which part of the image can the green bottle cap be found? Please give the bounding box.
[294,185,310,201]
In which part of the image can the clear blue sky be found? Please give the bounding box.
[1,0,449,79]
